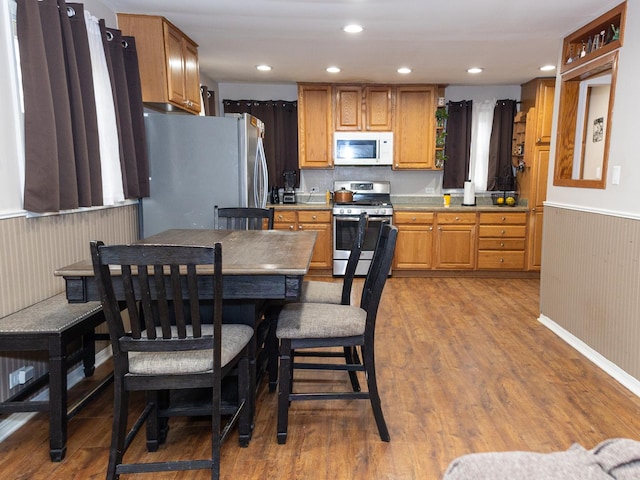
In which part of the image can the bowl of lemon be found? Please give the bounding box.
[491,192,519,207]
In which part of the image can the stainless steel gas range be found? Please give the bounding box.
[332,180,393,276]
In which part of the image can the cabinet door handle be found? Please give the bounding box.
[289,225,294,230]
[429,226,433,231]
[298,225,303,230]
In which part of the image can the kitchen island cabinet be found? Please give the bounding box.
[117,14,201,115]
[274,209,332,271]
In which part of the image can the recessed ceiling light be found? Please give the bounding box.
[256,65,272,71]
[343,24,363,34]
[539,65,556,72]
[397,67,412,74]
[326,66,341,73]
[467,67,483,74]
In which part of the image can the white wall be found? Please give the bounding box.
[546,0,640,216]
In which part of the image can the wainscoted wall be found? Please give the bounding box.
[540,204,640,382]
[0,204,138,402]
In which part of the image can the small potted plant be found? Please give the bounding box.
[435,150,447,169]
[435,108,448,128]
[436,130,447,147]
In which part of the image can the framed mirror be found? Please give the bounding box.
[553,51,618,188]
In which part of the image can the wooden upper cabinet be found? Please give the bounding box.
[393,85,437,169]
[334,85,392,131]
[298,84,334,168]
[364,86,393,131]
[521,78,555,144]
[117,14,201,115]
[334,85,362,131]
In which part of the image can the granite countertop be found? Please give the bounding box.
[270,194,529,212]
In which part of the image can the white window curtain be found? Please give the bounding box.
[468,98,496,192]
[84,10,123,205]
[0,0,25,215]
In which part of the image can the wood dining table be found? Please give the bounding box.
[54,228,316,435]
[56,228,317,304]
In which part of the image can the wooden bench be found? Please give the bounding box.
[0,293,112,461]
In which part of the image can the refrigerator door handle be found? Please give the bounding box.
[255,137,268,208]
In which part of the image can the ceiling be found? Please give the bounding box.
[105,0,623,86]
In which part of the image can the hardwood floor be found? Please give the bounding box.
[2,277,640,479]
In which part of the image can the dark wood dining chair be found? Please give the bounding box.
[299,212,367,305]
[292,212,368,392]
[275,223,398,444]
[214,205,274,230]
[90,241,254,480]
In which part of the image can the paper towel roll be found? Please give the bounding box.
[463,181,475,205]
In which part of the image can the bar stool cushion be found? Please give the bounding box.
[299,280,343,304]
[129,324,254,375]
[276,303,366,339]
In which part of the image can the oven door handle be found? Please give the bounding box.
[334,215,392,223]
[367,216,393,223]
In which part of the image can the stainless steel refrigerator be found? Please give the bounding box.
[140,112,268,237]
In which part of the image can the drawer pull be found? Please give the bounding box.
[312,215,317,220]
[455,216,460,221]
[412,216,417,221]
[501,229,506,235]
[500,242,505,247]
[501,216,506,221]
[289,225,294,230]
[500,258,505,263]
[298,225,303,230]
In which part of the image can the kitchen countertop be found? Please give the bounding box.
[269,195,529,212]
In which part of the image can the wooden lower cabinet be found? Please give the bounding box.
[477,212,527,270]
[528,209,544,269]
[393,212,434,270]
[434,212,476,269]
[274,210,332,270]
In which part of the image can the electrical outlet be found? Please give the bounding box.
[310,187,318,193]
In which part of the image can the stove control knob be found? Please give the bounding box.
[339,208,344,214]
[347,209,352,214]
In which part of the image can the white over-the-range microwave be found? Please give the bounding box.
[333,131,393,166]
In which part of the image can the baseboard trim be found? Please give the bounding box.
[539,314,640,397]
[0,346,113,443]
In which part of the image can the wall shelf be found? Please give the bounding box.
[561,2,626,74]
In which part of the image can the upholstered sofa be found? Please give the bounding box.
[443,438,640,479]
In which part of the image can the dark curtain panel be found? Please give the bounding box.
[57,0,91,207]
[122,36,149,197]
[223,100,299,189]
[67,3,103,205]
[18,0,75,212]
[101,22,140,198]
[17,1,146,212]
[487,99,517,191]
[442,100,473,189]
